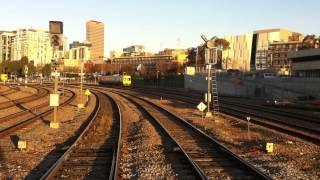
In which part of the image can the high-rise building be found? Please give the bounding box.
[13,29,53,65]
[0,31,15,62]
[86,20,104,60]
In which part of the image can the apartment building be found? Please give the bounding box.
[0,31,15,62]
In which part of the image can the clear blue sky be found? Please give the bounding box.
[1,0,319,57]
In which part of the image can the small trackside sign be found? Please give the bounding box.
[85,89,91,96]
[197,102,207,112]
[50,94,59,106]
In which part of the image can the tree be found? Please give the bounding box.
[21,56,29,66]
[27,61,36,76]
[299,35,320,50]
[186,47,197,66]
[213,38,230,50]
[42,64,51,77]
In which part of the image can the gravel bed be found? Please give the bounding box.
[144,96,320,180]
[0,88,95,179]
[112,93,176,179]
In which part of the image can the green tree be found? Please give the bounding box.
[21,56,29,66]
[186,47,197,66]
[42,64,51,77]
[27,61,36,76]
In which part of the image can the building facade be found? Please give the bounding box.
[86,20,104,60]
[222,33,253,71]
[251,29,303,70]
[110,50,123,58]
[12,29,53,65]
[158,48,188,64]
[123,45,146,56]
[0,31,15,62]
[288,48,320,78]
[268,41,302,75]
[63,41,91,69]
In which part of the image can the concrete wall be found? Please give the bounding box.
[185,73,320,100]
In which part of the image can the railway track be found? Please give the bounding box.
[0,88,75,138]
[0,85,19,96]
[107,88,271,179]
[0,87,70,124]
[123,87,320,144]
[134,86,319,122]
[0,85,49,110]
[108,91,206,179]
[41,90,120,179]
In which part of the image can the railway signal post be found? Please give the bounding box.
[201,35,214,118]
[49,21,63,129]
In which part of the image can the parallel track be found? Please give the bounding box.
[0,85,49,110]
[41,90,121,180]
[0,89,75,138]
[108,88,271,180]
[124,87,320,144]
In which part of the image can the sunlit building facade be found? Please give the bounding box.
[251,29,302,70]
[86,20,104,60]
[222,33,253,71]
[268,40,303,75]
[0,31,15,62]
[13,29,53,65]
[158,48,188,64]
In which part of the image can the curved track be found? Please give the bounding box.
[41,90,120,180]
[0,85,50,110]
[0,88,75,138]
[102,87,271,179]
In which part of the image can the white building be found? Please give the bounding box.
[0,31,15,62]
[12,29,53,65]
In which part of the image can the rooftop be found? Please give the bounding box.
[288,48,320,59]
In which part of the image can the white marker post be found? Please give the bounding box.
[246,116,251,140]
[197,102,207,127]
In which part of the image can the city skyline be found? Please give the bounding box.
[1,0,320,57]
